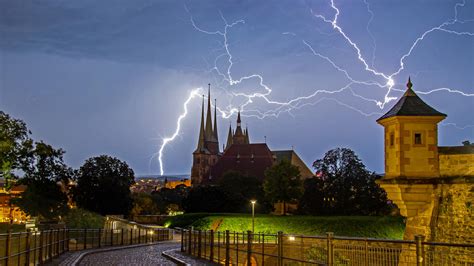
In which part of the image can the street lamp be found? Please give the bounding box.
[250,200,256,233]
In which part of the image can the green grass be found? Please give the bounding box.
[165,213,405,240]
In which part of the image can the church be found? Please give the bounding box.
[191,85,313,186]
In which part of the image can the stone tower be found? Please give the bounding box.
[377,77,474,250]
[190,84,220,185]
[377,77,446,178]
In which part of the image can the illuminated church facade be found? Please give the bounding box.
[191,86,313,186]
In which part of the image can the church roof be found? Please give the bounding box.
[272,150,314,178]
[209,143,275,182]
[377,78,446,122]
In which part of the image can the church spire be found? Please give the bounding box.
[214,99,219,143]
[195,95,205,152]
[245,126,250,144]
[226,124,233,150]
[205,84,214,141]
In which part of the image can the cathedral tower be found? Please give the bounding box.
[190,84,220,185]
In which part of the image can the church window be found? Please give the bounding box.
[389,133,394,147]
[414,133,422,145]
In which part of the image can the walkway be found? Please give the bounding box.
[50,241,213,266]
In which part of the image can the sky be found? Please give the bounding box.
[0,0,473,176]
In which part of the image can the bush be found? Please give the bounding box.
[64,208,105,229]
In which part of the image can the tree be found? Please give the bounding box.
[152,184,190,214]
[298,177,325,215]
[0,111,33,177]
[13,141,71,220]
[263,159,303,215]
[183,185,239,213]
[130,193,159,217]
[308,148,391,215]
[74,155,135,216]
[218,171,271,213]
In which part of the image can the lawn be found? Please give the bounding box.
[165,213,405,240]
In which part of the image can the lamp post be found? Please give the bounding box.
[250,200,256,233]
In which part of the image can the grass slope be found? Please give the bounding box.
[166,214,405,240]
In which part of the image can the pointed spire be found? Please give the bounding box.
[213,99,218,142]
[195,95,206,152]
[245,126,250,144]
[205,83,214,141]
[403,76,416,96]
[226,124,233,150]
[237,110,241,126]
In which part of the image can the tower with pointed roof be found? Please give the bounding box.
[377,77,446,178]
[190,84,220,185]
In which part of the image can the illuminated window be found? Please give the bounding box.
[414,133,422,145]
[390,133,394,146]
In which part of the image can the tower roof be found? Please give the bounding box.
[205,84,217,142]
[194,95,206,153]
[377,77,447,122]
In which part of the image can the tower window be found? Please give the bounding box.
[390,133,394,147]
[414,133,422,145]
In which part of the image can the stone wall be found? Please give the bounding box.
[432,183,473,243]
[439,153,474,177]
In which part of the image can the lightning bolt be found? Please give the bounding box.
[157,0,473,175]
[157,88,201,175]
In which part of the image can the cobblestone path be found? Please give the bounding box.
[78,242,179,265]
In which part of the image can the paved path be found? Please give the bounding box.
[77,242,179,265]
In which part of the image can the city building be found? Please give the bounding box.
[377,77,474,246]
[0,179,28,224]
[191,85,313,186]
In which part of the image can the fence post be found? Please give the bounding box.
[56,229,60,256]
[25,229,31,264]
[198,230,202,258]
[180,229,184,252]
[98,228,102,248]
[5,230,11,266]
[247,230,252,266]
[48,230,53,260]
[415,235,425,266]
[277,231,283,266]
[130,229,133,245]
[39,230,44,265]
[188,229,192,254]
[364,238,369,265]
[138,228,141,244]
[326,232,334,266]
[66,229,70,252]
[225,230,230,266]
[210,230,214,262]
[82,229,86,250]
[121,229,124,245]
[110,229,114,246]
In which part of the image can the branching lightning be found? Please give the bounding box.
[157,0,474,175]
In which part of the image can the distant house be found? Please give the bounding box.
[0,179,28,224]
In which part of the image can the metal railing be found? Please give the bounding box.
[0,227,172,265]
[180,229,474,265]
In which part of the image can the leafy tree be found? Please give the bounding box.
[74,155,134,216]
[152,184,189,214]
[0,111,33,177]
[307,148,391,215]
[263,159,303,215]
[183,185,239,213]
[130,193,159,217]
[218,171,271,213]
[13,142,71,220]
[298,177,325,215]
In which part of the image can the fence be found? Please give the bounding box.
[0,227,172,265]
[180,229,474,265]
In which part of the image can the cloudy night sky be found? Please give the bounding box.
[1,0,473,176]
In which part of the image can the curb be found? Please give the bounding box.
[66,242,164,266]
[161,249,191,266]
